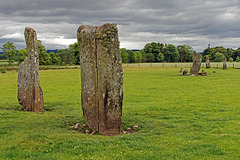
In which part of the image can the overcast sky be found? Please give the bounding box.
[1,0,240,52]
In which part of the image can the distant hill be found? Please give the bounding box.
[46,49,58,53]
[131,49,140,52]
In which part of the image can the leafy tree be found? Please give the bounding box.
[214,52,225,62]
[146,53,155,62]
[227,48,233,60]
[163,44,179,62]
[140,50,147,62]
[214,46,227,57]
[49,52,59,65]
[153,48,164,62]
[229,57,233,62]
[65,49,75,65]
[135,51,142,63]
[202,47,214,61]
[1,41,17,64]
[69,42,79,65]
[177,45,193,62]
[0,53,6,60]
[203,46,228,61]
[143,42,164,62]
[57,49,67,65]
[143,43,153,53]
[232,49,240,61]
[16,48,27,64]
[236,56,240,62]
[128,50,136,63]
[158,43,165,53]
[120,48,129,63]
[38,40,50,65]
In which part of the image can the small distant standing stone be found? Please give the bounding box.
[180,67,183,73]
[213,71,216,73]
[223,56,227,70]
[17,27,44,112]
[182,69,188,76]
[206,55,210,68]
[133,125,139,129]
[201,70,207,76]
[73,123,81,130]
[190,51,202,76]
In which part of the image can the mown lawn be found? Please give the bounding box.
[0,67,239,160]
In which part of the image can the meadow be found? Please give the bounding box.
[0,60,18,66]
[0,66,239,160]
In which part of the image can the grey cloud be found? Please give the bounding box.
[0,0,240,51]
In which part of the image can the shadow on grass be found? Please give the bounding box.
[44,102,76,112]
[3,104,24,111]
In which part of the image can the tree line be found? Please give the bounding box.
[121,43,193,63]
[1,41,240,65]
[1,41,80,65]
[121,42,240,63]
[202,46,240,62]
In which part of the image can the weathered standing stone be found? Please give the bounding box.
[201,70,207,76]
[206,55,210,68]
[18,27,44,112]
[77,23,123,135]
[182,69,188,76]
[190,51,202,76]
[180,67,183,73]
[223,56,227,69]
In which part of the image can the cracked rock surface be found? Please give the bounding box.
[77,23,123,136]
[18,27,44,112]
[190,51,202,76]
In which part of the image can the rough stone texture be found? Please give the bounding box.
[190,51,202,75]
[18,27,44,112]
[206,56,210,68]
[77,23,123,136]
[182,69,188,76]
[223,56,227,69]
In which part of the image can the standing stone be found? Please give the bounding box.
[201,70,207,76]
[18,27,44,112]
[182,69,188,76]
[190,51,202,76]
[77,23,123,135]
[223,56,227,69]
[180,67,183,73]
[206,55,210,68]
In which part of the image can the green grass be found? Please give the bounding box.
[0,60,18,65]
[0,67,239,160]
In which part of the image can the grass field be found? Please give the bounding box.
[0,60,18,65]
[0,67,239,160]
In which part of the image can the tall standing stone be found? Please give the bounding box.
[77,23,123,135]
[223,56,227,69]
[18,27,44,112]
[206,55,210,68]
[190,51,202,76]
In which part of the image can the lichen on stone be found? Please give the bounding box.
[77,23,123,136]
